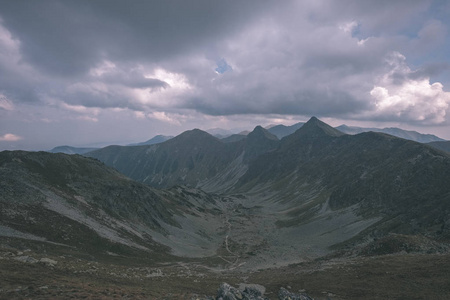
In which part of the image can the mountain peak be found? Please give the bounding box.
[294,117,344,138]
[243,126,279,162]
[248,126,279,141]
[177,128,215,139]
[167,128,222,146]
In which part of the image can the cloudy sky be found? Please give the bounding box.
[1,0,450,150]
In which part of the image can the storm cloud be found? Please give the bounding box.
[0,0,449,150]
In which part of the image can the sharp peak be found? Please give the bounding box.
[251,125,266,132]
[295,117,344,138]
[305,116,320,123]
[248,125,279,140]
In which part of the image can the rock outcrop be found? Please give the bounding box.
[206,283,314,300]
[278,287,314,300]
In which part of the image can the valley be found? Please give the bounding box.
[1,117,450,299]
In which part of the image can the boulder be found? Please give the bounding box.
[216,283,268,300]
[40,258,58,266]
[200,283,314,300]
[278,287,314,300]
[13,256,38,264]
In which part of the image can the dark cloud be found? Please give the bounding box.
[0,0,276,76]
[186,89,368,117]
[314,0,432,36]
[0,0,450,151]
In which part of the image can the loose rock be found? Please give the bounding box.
[40,258,58,266]
[217,282,268,300]
[278,287,314,300]
[13,256,38,264]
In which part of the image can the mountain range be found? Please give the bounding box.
[2,116,450,299]
[47,120,446,156]
[86,117,450,258]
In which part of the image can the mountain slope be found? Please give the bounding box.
[128,134,174,146]
[198,126,279,193]
[0,151,171,255]
[243,126,279,162]
[86,127,280,191]
[428,140,450,153]
[86,117,450,247]
[86,129,244,189]
[221,133,247,143]
[235,118,450,243]
[0,151,230,259]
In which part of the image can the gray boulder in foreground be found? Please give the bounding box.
[278,287,314,300]
[216,282,268,300]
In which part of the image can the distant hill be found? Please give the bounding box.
[336,124,445,143]
[128,135,173,146]
[49,145,98,155]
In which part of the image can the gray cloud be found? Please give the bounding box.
[409,62,450,80]
[0,0,276,76]
[1,0,450,150]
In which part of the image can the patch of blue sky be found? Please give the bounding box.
[215,58,232,74]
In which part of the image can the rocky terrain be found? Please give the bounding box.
[2,242,450,299]
[2,117,450,299]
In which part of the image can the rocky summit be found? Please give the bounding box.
[2,117,450,299]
